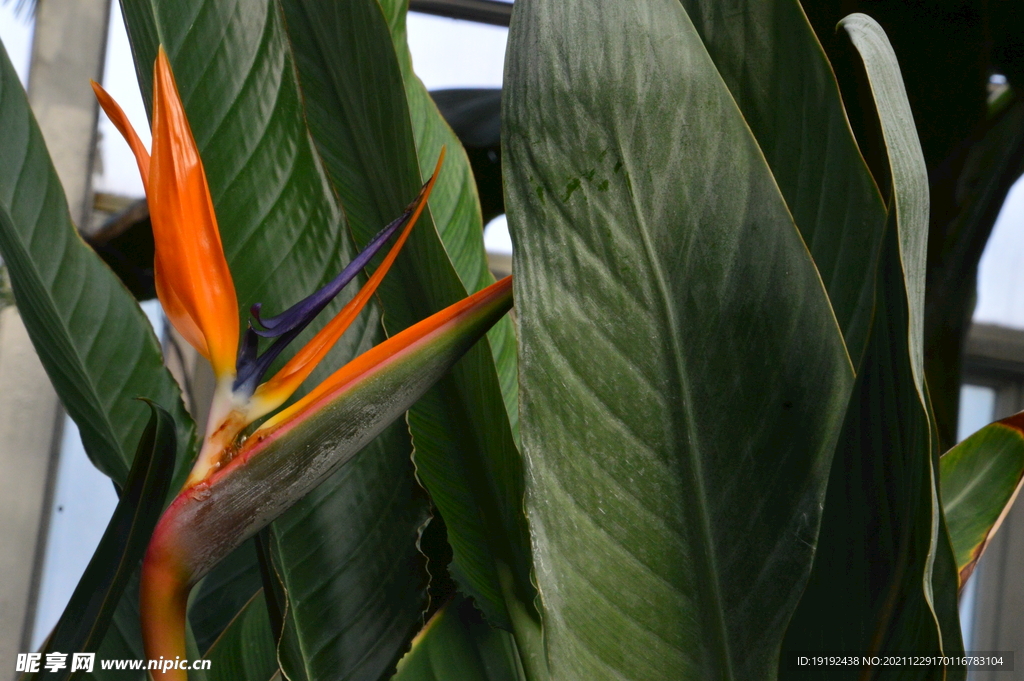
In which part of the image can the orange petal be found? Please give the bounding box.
[92,80,151,187]
[148,47,239,378]
[247,149,446,417]
[257,276,513,435]
[154,254,210,360]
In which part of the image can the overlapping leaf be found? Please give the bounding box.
[679,0,887,368]
[504,0,855,677]
[277,0,533,635]
[0,36,194,488]
[375,0,520,439]
[940,412,1024,584]
[782,14,963,676]
[204,591,279,681]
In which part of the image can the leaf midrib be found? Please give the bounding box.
[621,156,735,678]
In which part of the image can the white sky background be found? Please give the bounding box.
[0,3,34,85]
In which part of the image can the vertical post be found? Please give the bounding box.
[0,0,111,672]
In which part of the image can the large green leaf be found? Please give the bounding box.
[782,14,963,676]
[278,0,533,634]
[940,413,1024,584]
[503,0,855,677]
[679,0,887,368]
[392,597,524,681]
[117,0,430,675]
[0,35,194,488]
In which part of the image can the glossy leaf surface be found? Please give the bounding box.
[0,36,194,487]
[279,0,532,632]
[504,0,855,677]
[940,413,1024,584]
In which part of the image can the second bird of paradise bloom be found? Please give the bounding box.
[92,47,513,678]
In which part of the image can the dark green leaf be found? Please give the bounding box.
[26,403,175,681]
[392,598,524,681]
[203,591,279,681]
[269,424,428,681]
[782,227,954,677]
[189,541,264,655]
[503,0,855,677]
[940,414,1024,584]
[278,0,533,633]
[80,572,146,681]
[840,13,962,662]
[0,33,194,488]
[679,0,887,368]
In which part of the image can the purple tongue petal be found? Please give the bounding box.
[233,180,431,394]
[233,325,303,395]
[250,208,412,339]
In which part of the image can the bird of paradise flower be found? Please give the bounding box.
[92,47,513,677]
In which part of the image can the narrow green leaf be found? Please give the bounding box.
[392,598,524,681]
[81,573,147,681]
[840,13,930,393]
[940,415,1024,584]
[26,403,175,681]
[278,0,533,633]
[503,0,855,677]
[0,33,194,488]
[840,13,963,662]
[203,591,279,681]
[783,15,963,675]
[679,0,887,367]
